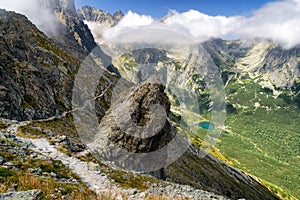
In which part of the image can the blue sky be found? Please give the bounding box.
[2,0,298,48]
[75,0,275,18]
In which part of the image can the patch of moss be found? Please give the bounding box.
[17,125,44,139]
[0,151,14,163]
[0,145,100,199]
[0,121,9,131]
[0,168,16,178]
[2,171,98,200]
[57,145,72,157]
[99,100,110,111]
[39,161,56,173]
[31,114,78,140]
[145,195,188,200]
[107,169,161,191]
[173,61,182,70]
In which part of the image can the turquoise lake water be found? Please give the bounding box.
[199,122,215,130]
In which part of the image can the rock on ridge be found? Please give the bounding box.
[101,80,174,153]
[87,79,178,173]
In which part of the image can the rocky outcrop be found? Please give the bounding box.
[76,6,124,44]
[88,78,178,172]
[100,79,173,153]
[77,6,123,26]
[112,10,124,24]
[0,190,43,200]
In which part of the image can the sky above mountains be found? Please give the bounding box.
[75,0,275,18]
[100,0,300,48]
[0,0,299,48]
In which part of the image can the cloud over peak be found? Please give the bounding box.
[0,0,58,35]
[236,0,300,48]
[103,0,300,48]
[164,10,242,40]
[1,0,299,48]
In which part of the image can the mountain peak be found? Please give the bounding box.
[77,6,123,26]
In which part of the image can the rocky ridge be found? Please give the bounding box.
[39,0,97,56]
[0,6,116,121]
[77,6,124,44]
[0,9,78,120]
[202,39,300,91]
[77,6,123,26]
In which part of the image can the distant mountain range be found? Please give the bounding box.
[78,5,299,93]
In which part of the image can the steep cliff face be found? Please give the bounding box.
[17,0,102,60]
[0,9,78,120]
[46,0,97,57]
[0,7,116,121]
[256,45,300,88]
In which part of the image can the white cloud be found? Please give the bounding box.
[0,0,58,35]
[118,10,154,27]
[102,10,155,40]
[101,0,300,48]
[236,0,300,48]
[164,10,242,40]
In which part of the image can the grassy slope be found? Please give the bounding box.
[215,76,300,199]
